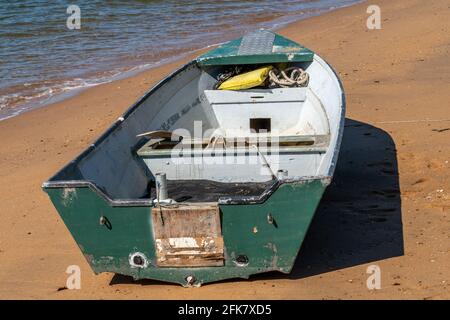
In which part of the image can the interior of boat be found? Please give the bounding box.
[48,54,343,204]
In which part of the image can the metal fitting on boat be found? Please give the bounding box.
[234,255,249,267]
[277,169,288,180]
[267,213,274,224]
[267,213,278,228]
[155,172,168,201]
[99,215,112,230]
[185,275,196,286]
[129,252,149,268]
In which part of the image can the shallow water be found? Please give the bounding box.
[0,0,360,120]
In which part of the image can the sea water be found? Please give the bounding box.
[0,0,361,120]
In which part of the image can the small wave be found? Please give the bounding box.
[0,76,115,121]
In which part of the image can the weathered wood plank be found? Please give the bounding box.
[155,237,224,267]
[151,205,224,267]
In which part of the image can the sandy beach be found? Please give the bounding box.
[0,0,449,299]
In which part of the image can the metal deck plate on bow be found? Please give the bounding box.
[238,30,275,55]
[196,29,315,66]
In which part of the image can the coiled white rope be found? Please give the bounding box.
[269,67,309,88]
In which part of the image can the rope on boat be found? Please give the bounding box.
[268,67,309,88]
[215,66,309,89]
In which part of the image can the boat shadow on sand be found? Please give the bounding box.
[234,118,403,282]
[110,118,404,286]
[286,117,404,280]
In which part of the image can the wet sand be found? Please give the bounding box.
[0,0,449,299]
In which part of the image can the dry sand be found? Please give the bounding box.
[0,0,449,299]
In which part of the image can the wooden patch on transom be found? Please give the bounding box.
[151,204,224,267]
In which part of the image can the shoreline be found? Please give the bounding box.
[0,42,220,122]
[1,0,449,299]
[0,0,363,122]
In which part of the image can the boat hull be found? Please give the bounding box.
[45,178,328,286]
[43,30,346,286]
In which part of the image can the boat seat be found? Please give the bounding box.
[136,134,329,158]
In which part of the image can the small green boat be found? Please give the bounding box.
[43,30,345,286]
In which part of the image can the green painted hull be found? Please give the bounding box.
[44,179,328,286]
